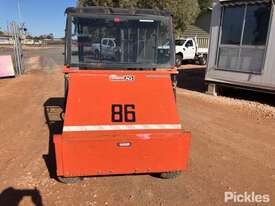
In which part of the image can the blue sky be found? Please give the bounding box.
[0,0,77,37]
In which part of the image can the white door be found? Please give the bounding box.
[183,40,196,60]
[106,40,115,58]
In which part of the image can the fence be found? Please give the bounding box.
[8,22,24,75]
[197,37,209,49]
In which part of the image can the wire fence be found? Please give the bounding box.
[8,21,24,75]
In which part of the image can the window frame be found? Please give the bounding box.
[65,13,175,70]
[215,1,272,74]
[186,40,194,47]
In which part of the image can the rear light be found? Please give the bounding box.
[114,17,120,23]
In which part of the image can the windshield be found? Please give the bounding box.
[175,39,186,46]
[67,15,174,69]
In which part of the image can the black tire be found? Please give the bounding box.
[159,171,182,179]
[94,50,100,60]
[171,74,177,99]
[175,54,183,67]
[57,176,84,184]
[114,51,121,61]
[199,55,207,65]
[60,111,65,121]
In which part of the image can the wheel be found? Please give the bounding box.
[171,74,177,98]
[114,51,121,62]
[94,50,100,60]
[199,55,207,65]
[175,54,183,67]
[159,171,182,179]
[60,111,65,121]
[57,176,84,184]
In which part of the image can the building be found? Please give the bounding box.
[182,9,212,48]
[0,33,13,45]
[205,0,275,94]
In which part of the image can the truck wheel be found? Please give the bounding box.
[57,176,84,184]
[159,171,181,179]
[175,54,183,67]
[114,51,121,62]
[199,55,207,65]
[171,74,177,98]
[95,50,100,60]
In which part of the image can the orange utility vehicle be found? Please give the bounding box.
[54,7,191,183]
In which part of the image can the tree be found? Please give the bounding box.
[78,0,200,35]
[198,0,212,10]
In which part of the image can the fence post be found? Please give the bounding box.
[10,21,24,76]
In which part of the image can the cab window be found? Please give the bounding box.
[186,40,193,47]
[102,39,108,46]
[108,40,114,47]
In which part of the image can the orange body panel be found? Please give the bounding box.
[54,132,191,177]
[54,69,191,177]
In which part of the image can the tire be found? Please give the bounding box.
[199,55,207,65]
[171,74,177,98]
[159,171,182,179]
[114,51,121,62]
[57,176,84,184]
[94,50,100,60]
[175,54,183,67]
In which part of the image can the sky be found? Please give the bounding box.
[0,0,77,37]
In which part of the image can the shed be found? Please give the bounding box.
[182,9,212,48]
[205,0,275,94]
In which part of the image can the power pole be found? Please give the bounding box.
[17,0,22,23]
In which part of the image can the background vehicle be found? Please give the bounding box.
[175,37,208,66]
[91,38,121,60]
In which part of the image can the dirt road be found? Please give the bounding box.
[0,48,274,206]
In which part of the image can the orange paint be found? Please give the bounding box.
[54,67,191,177]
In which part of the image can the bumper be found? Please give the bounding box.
[54,131,191,177]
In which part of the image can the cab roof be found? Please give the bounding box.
[65,6,172,17]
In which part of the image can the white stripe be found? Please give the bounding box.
[139,19,154,22]
[63,124,181,132]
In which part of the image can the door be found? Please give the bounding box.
[106,39,115,58]
[183,40,196,60]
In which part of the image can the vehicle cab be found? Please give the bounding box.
[175,38,196,64]
[65,7,175,70]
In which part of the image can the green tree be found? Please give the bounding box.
[78,0,200,35]
[198,0,212,10]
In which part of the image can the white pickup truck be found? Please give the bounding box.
[175,37,208,67]
[91,38,121,60]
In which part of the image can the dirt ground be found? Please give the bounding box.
[0,47,274,206]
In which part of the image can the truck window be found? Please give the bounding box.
[175,40,186,46]
[186,40,193,47]
[102,39,108,46]
[108,40,114,47]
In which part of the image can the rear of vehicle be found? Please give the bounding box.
[54,7,191,183]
